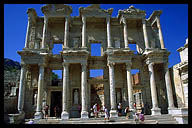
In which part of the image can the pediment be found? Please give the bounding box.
[41,4,72,17]
[118,5,146,19]
[79,4,113,17]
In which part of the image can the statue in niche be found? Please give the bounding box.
[74,89,79,104]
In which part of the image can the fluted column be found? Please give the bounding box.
[41,16,48,49]
[106,16,112,48]
[142,19,150,49]
[148,62,161,115]
[61,63,69,119]
[156,16,165,49]
[81,63,88,118]
[17,64,27,113]
[34,64,45,119]
[82,16,87,48]
[126,63,134,110]
[63,16,69,48]
[108,62,118,117]
[122,17,129,48]
[24,17,32,48]
[164,63,176,112]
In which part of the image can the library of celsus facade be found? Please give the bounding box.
[17,4,177,120]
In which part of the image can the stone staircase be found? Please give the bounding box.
[25,114,178,124]
[144,114,178,124]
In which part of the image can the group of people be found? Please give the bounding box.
[92,103,109,121]
[42,104,61,119]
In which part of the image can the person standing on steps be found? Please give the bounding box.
[104,106,109,122]
[125,106,130,119]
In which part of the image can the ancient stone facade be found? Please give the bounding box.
[169,38,188,124]
[17,4,176,120]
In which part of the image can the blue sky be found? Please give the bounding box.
[4,4,188,78]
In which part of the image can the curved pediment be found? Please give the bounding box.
[118,5,146,19]
[79,4,113,17]
[41,4,72,17]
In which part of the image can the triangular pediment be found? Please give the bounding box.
[79,4,113,17]
[41,4,72,16]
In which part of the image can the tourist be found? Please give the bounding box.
[104,106,109,122]
[97,104,100,117]
[117,103,122,116]
[139,113,145,124]
[134,113,139,124]
[93,103,98,118]
[125,106,130,119]
[54,105,60,118]
[44,105,49,119]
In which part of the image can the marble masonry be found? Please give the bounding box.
[14,4,186,123]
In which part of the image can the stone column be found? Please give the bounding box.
[17,64,27,113]
[34,64,45,119]
[81,63,89,118]
[156,16,165,49]
[122,17,129,48]
[41,16,48,49]
[126,63,134,110]
[61,63,69,119]
[82,16,87,48]
[164,63,176,113]
[64,16,69,48]
[148,62,161,115]
[108,62,118,117]
[24,17,32,48]
[142,19,150,49]
[106,16,112,48]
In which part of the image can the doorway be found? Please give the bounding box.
[50,91,62,117]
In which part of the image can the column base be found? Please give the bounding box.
[151,107,161,115]
[168,107,188,115]
[81,111,89,119]
[110,110,118,118]
[168,107,178,115]
[61,111,69,120]
[34,111,43,119]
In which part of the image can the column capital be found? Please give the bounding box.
[20,64,27,68]
[107,62,115,67]
[106,15,111,23]
[121,16,127,25]
[38,63,46,67]
[125,62,132,70]
[62,62,69,67]
[82,15,86,24]
[44,16,48,23]
[147,61,155,66]
[142,18,146,24]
